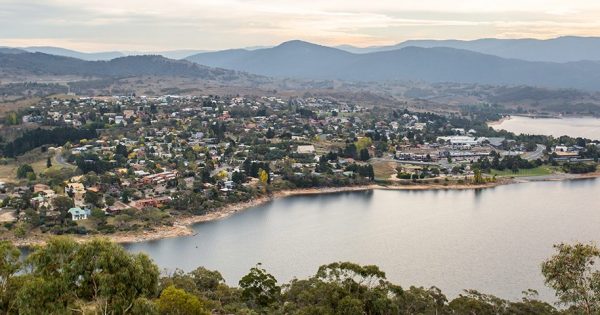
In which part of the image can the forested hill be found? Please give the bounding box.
[338,36,600,63]
[186,40,600,91]
[0,52,254,81]
[1,127,97,158]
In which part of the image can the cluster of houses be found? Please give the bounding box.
[7,93,593,228]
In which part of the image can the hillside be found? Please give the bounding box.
[338,36,600,63]
[0,52,253,81]
[187,40,355,78]
[186,41,600,91]
[0,47,27,54]
[23,46,124,61]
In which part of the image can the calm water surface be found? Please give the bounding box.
[491,116,600,140]
[125,179,600,301]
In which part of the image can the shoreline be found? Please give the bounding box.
[488,114,600,127]
[10,173,600,247]
[486,115,511,126]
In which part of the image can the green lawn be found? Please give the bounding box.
[488,166,555,177]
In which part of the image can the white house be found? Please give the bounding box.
[68,207,91,221]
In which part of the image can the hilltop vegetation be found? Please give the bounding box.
[0,53,253,81]
[0,237,599,314]
[2,126,97,157]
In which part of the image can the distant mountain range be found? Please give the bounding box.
[20,47,125,61]
[0,52,251,81]
[0,46,211,61]
[3,37,600,91]
[335,36,600,63]
[3,36,600,62]
[0,46,270,61]
[185,40,600,91]
[187,41,356,79]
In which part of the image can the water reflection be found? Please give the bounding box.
[122,180,600,302]
[473,188,484,197]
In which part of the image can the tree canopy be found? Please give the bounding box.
[0,238,597,314]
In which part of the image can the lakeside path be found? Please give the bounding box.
[11,173,600,247]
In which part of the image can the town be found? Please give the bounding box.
[0,94,598,239]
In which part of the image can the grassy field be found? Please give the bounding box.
[371,160,398,180]
[488,166,555,177]
[0,148,76,183]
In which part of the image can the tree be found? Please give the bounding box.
[265,128,275,139]
[343,143,358,159]
[13,222,28,239]
[239,263,280,308]
[157,285,209,315]
[473,169,484,184]
[448,290,507,314]
[216,170,228,180]
[285,262,403,315]
[542,242,600,314]
[0,236,581,314]
[72,239,159,313]
[131,297,159,315]
[359,148,370,161]
[511,164,519,174]
[17,237,79,313]
[46,157,52,168]
[258,168,269,188]
[53,196,74,223]
[105,195,116,206]
[5,112,18,126]
[52,196,74,224]
[355,137,372,152]
[121,189,131,203]
[91,208,106,220]
[115,143,128,157]
[231,171,246,184]
[84,190,103,208]
[16,275,69,314]
[188,267,225,294]
[16,164,34,179]
[3,127,97,158]
[367,165,375,181]
[20,237,160,314]
[0,241,21,311]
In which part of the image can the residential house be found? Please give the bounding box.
[68,207,91,221]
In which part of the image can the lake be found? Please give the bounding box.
[124,179,600,301]
[490,116,600,140]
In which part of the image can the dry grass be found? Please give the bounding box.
[0,209,16,222]
[0,148,75,183]
[0,97,41,118]
[313,139,344,155]
[371,160,399,180]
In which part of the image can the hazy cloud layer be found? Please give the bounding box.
[2,0,600,51]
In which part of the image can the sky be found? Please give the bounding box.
[2,0,600,52]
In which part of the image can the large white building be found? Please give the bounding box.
[437,136,479,146]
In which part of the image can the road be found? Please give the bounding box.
[369,157,439,166]
[53,149,74,167]
[522,144,545,161]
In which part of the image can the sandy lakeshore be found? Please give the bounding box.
[486,115,511,126]
[9,173,599,247]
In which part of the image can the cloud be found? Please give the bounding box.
[1,0,600,50]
